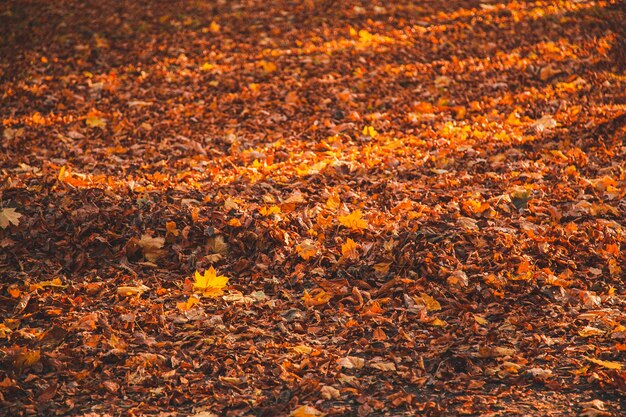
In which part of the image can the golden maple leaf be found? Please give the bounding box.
[338,210,367,231]
[341,238,359,259]
[302,289,331,307]
[193,266,228,297]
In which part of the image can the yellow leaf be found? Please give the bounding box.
[86,112,106,128]
[417,292,441,311]
[291,405,325,417]
[358,30,374,43]
[166,221,179,237]
[473,314,488,325]
[296,240,317,260]
[228,218,242,227]
[326,192,341,210]
[341,238,359,259]
[430,318,447,327]
[259,205,281,216]
[259,60,277,73]
[193,266,228,297]
[338,210,367,231]
[200,62,214,71]
[585,356,622,370]
[290,345,313,355]
[362,125,378,138]
[176,295,200,312]
[373,262,390,275]
[209,21,220,33]
[302,289,331,307]
[13,348,40,370]
[0,208,22,229]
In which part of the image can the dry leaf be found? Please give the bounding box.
[193,267,229,297]
[338,210,367,231]
[137,234,165,262]
[291,405,325,417]
[117,285,149,296]
[296,240,317,260]
[584,356,622,370]
[337,356,365,369]
[0,208,22,229]
[341,238,359,259]
[302,289,331,307]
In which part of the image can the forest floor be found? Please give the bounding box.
[1,0,625,416]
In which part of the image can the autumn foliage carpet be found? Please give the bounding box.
[1,0,625,416]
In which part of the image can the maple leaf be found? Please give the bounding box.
[302,289,331,307]
[85,111,106,128]
[0,208,22,229]
[337,356,365,369]
[137,234,165,262]
[341,238,359,259]
[338,210,367,231]
[258,60,277,73]
[296,240,317,260]
[415,292,441,311]
[177,295,200,312]
[194,266,228,297]
[325,192,340,210]
[291,405,325,417]
[259,205,281,216]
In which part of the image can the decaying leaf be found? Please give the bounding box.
[137,234,165,262]
[0,208,22,229]
[296,239,317,260]
[337,356,365,369]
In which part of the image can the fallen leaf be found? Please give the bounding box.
[302,289,332,307]
[296,240,317,260]
[193,267,229,297]
[117,285,149,296]
[341,238,359,259]
[291,405,325,417]
[584,356,622,370]
[0,208,22,229]
[338,210,367,231]
[137,234,165,262]
[337,356,365,369]
[369,361,396,371]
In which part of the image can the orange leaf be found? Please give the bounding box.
[338,210,367,231]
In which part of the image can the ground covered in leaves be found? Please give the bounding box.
[1,0,625,415]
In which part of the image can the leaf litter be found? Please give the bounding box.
[0,0,625,416]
